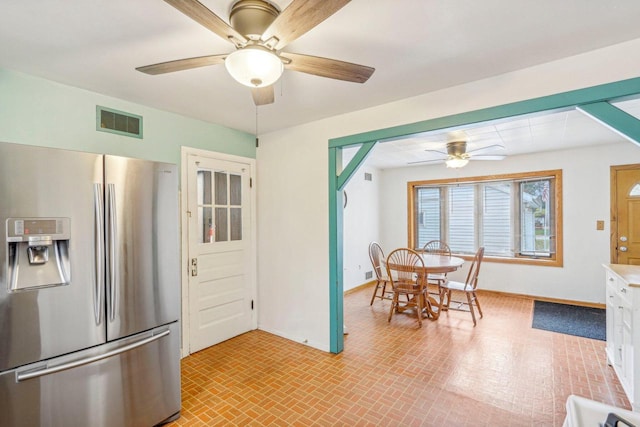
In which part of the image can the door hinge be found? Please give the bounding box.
[190,258,198,276]
[251,300,254,310]
[250,178,253,188]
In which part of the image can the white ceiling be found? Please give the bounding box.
[3,0,640,138]
[353,99,640,169]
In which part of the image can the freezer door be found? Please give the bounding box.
[105,156,180,340]
[0,322,181,427]
[0,142,106,372]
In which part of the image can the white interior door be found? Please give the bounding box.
[187,153,254,353]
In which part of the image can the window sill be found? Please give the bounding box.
[454,253,563,267]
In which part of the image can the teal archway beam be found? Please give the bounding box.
[328,76,640,354]
[337,141,377,191]
[578,101,640,146]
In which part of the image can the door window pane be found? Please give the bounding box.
[230,174,241,206]
[630,183,640,197]
[215,172,227,205]
[197,207,213,244]
[230,208,242,241]
[197,170,212,205]
[215,207,228,242]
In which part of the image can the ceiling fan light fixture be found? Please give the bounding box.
[225,45,283,88]
[445,157,470,168]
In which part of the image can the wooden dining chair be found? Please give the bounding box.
[423,240,451,256]
[438,247,485,326]
[385,248,431,327]
[368,242,393,305]
[422,240,452,291]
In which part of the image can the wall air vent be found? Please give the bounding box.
[365,271,373,280]
[364,172,372,181]
[96,106,143,139]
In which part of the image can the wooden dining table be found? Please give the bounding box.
[387,254,464,320]
[419,254,464,274]
[419,254,465,319]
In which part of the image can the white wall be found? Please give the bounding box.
[0,67,257,357]
[256,122,331,349]
[378,141,640,303]
[0,68,255,165]
[256,38,640,352]
[343,165,381,292]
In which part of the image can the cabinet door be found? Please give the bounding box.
[606,281,617,362]
[622,303,634,397]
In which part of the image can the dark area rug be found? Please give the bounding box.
[532,300,605,341]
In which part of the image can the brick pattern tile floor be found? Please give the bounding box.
[167,287,628,426]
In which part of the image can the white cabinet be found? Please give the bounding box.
[563,394,640,426]
[604,264,640,410]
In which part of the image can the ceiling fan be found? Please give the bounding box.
[136,0,375,106]
[408,137,506,168]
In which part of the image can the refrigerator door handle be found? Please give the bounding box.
[94,183,104,325]
[16,328,171,382]
[106,183,118,322]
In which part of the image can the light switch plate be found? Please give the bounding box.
[596,220,605,230]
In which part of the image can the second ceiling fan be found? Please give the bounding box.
[408,131,506,168]
[136,0,375,106]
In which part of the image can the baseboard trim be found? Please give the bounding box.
[344,280,376,295]
[477,289,605,310]
[344,282,605,310]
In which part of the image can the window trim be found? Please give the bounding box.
[407,169,563,267]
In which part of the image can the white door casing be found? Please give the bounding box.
[180,147,256,356]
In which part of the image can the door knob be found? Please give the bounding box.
[620,236,628,242]
[619,246,628,252]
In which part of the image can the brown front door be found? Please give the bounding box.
[612,164,640,265]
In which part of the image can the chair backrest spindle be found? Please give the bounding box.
[423,240,451,257]
[464,247,485,291]
[369,242,387,280]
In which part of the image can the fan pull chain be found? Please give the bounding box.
[255,106,259,148]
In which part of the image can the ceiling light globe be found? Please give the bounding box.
[445,158,469,168]
[225,46,283,88]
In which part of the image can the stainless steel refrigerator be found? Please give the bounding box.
[0,142,181,426]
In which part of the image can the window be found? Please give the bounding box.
[408,170,562,266]
[197,169,243,243]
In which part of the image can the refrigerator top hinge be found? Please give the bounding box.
[251,299,254,310]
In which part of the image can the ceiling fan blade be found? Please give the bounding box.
[281,52,374,83]
[251,86,274,106]
[407,158,446,165]
[471,155,506,161]
[163,0,247,45]
[261,0,351,50]
[466,144,505,154]
[424,149,448,155]
[136,54,227,75]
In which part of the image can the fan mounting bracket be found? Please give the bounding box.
[229,0,280,40]
[447,140,468,157]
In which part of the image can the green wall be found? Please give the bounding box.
[0,68,255,165]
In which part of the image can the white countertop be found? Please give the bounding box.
[604,264,640,288]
